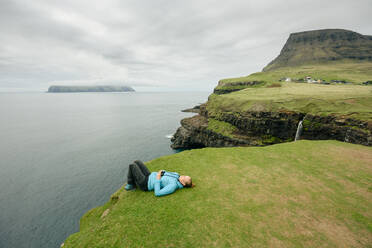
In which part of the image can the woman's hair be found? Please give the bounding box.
[184,177,195,188]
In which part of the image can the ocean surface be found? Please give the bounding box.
[0,91,209,248]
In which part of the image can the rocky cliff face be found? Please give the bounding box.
[171,106,372,149]
[263,29,372,71]
[171,114,251,149]
[171,29,372,149]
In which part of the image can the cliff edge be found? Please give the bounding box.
[63,141,372,247]
[171,84,372,149]
[172,29,372,149]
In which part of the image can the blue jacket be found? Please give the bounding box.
[147,171,184,197]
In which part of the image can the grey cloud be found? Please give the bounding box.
[0,0,371,91]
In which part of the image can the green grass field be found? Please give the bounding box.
[63,140,372,247]
[208,83,372,121]
[207,118,238,139]
[217,61,372,87]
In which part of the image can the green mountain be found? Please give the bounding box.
[263,29,372,71]
[172,29,372,149]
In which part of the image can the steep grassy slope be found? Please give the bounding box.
[63,141,372,247]
[263,29,372,71]
[209,83,372,121]
[216,61,372,91]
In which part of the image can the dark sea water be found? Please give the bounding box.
[0,91,209,248]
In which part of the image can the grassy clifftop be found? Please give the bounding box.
[63,141,371,247]
[209,82,372,121]
[64,29,372,247]
[214,29,372,118]
[217,61,372,87]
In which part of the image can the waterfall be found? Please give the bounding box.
[295,120,303,141]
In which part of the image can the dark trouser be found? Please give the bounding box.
[127,160,150,191]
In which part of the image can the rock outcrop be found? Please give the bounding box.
[181,104,203,114]
[171,106,372,149]
[263,29,372,71]
[171,115,252,149]
[172,29,372,149]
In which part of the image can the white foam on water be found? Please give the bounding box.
[165,134,173,139]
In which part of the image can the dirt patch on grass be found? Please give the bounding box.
[323,171,372,201]
[249,103,267,112]
[268,237,286,248]
[220,163,238,170]
[311,218,366,247]
[267,83,282,88]
[272,209,371,247]
[328,146,372,170]
[290,209,372,247]
[344,98,357,104]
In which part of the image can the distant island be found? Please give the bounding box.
[47,85,135,93]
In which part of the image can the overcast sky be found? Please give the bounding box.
[0,0,371,92]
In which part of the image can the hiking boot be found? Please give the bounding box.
[125,183,135,191]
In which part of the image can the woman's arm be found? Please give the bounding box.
[156,170,162,180]
[154,180,177,197]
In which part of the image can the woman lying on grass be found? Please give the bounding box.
[125,160,194,197]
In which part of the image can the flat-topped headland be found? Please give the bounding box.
[47,85,135,93]
[263,29,372,71]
